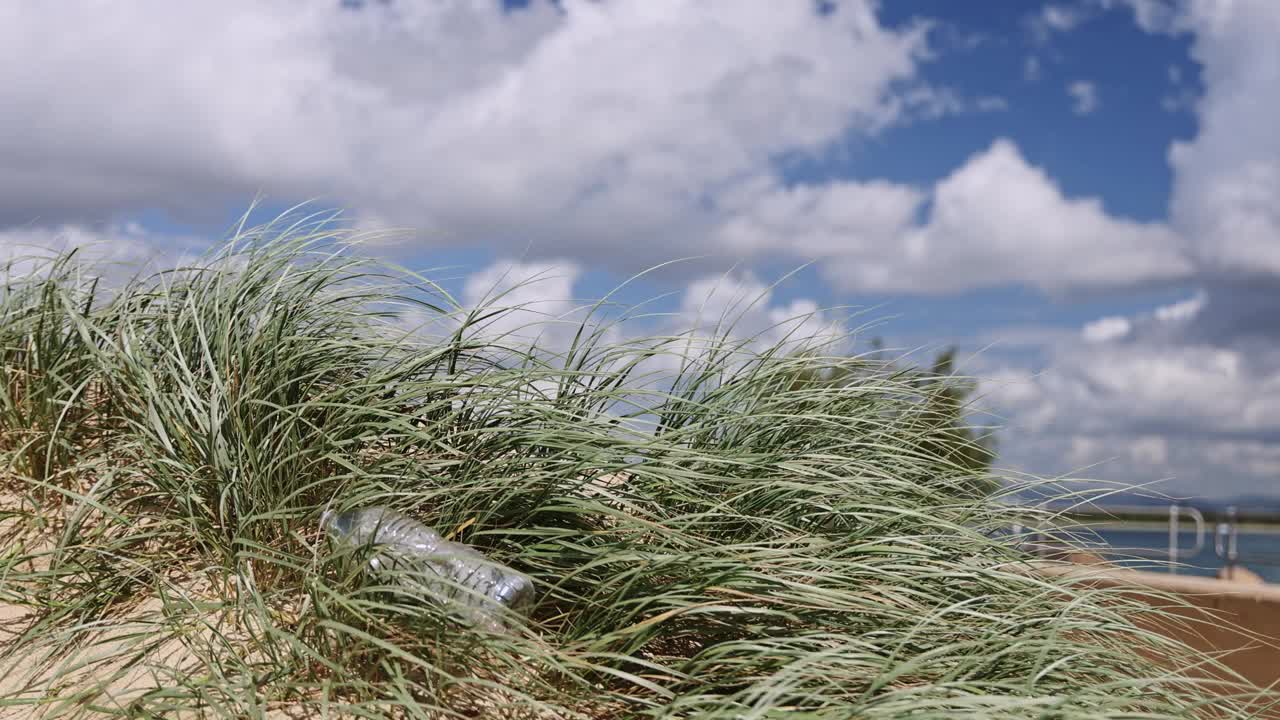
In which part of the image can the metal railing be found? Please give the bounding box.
[1213,505,1238,571]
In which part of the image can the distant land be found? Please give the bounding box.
[1029,492,1280,524]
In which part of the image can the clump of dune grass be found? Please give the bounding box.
[0,211,1272,718]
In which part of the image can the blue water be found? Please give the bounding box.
[1088,528,1280,583]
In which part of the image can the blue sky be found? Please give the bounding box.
[871,2,1200,220]
[2,0,1278,498]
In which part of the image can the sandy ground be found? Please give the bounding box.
[1040,560,1280,695]
[0,484,551,719]
[0,486,324,719]
[0,579,346,719]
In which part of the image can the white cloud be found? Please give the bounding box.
[7,0,1279,499]
[0,223,203,283]
[1043,5,1085,31]
[458,259,587,348]
[1153,291,1205,323]
[1028,4,1088,43]
[1169,0,1280,274]
[453,258,847,366]
[897,86,966,120]
[1082,316,1131,343]
[985,355,1280,497]
[0,2,1200,301]
[714,139,1191,295]
[983,1,1280,497]
[676,272,846,355]
[448,262,851,426]
[825,139,1189,294]
[984,285,1280,497]
[1067,80,1100,115]
[0,0,927,272]
[1105,0,1280,277]
[714,175,925,261]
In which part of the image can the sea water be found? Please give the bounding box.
[1088,527,1280,583]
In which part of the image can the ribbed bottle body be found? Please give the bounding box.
[322,507,535,631]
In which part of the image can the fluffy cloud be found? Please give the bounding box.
[0,223,203,282]
[3,1,1185,299]
[675,272,847,356]
[0,0,926,269]
[714,176,925,263]
[817,140,1190,294]
[1165,0,1280,277]
[993,346,1279,440]
[1081,315,1131,343]
[987,0,1280,496]
[457,257,846,359]
[6,0,1279,497]
[984,284,1280,497]
[713,138,1192,295]
[1091,0,1280,277]
[457,259,588,349]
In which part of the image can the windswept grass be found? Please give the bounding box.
[0,212,1272,718]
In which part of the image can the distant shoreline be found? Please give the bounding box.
[1084,521,1280,535]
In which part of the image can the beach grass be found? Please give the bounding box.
[0,211,1271,718]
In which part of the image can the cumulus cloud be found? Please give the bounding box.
[920,0,1280,493]
[714,176,925,262]
[1092,0,1280,278]
[676,272,847,356]
[1081,316,1131,343]
[711,138,1191,295]
[988,0,1280,496]
[1165,1,1280,277]
[456,257,847,360]
[2,1,1179,299]
[993,344,1277,440]
[6,0,1278,498]
[984,285,1280,497]
[459,259,587,347]
[0,0,927,270]
[0,223,204,283]
[811,140,1189,294]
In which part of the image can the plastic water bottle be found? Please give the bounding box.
[321,507,535,632]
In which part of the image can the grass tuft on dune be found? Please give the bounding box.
[0,212,1270,718]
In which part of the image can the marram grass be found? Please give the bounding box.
[0,213,1272,718]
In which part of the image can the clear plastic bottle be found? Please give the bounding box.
[321,506,535,632]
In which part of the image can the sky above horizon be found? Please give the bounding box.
[2,0,1278,499]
